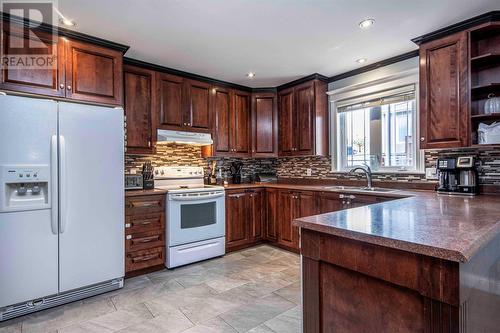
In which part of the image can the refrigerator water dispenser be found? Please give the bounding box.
[0,165,50,212]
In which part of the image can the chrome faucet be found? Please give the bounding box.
[349,164,373,189]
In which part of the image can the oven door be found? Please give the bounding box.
[167,191,225,247]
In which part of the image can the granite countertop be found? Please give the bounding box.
[125,182,500,263]
[223,183,413,198]
[293,191,500,263]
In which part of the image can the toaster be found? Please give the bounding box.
[125,174,143,190]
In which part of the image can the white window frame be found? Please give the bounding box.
[328,68,424,173]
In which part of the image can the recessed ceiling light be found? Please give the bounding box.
[59,17,76,26]
[246,72,255,78]
[356,58,367,64]
[359,18,375,29]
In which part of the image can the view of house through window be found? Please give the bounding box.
[336,85,417,172]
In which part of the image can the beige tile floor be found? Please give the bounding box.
[0,245,302,333]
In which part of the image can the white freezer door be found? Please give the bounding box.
[58,102,124,292]
[0,95,58,307]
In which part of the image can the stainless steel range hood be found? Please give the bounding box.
[156,129,213,146]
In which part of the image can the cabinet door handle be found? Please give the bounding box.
[187,123,191,126]
[59,83,64,89]
[67,85,72,91]
[420,137,425,142]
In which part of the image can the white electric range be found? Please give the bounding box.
[154,166,225,268]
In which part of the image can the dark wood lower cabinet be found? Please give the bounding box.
[265,188,278,241]
[276,190,317,252]
[125,193,166,277]
[226,187,390,253]
[301,229,461,333]
[225,189,265,252]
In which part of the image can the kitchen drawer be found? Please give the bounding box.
[126,247,164,273]
[125,228,165,252]
[125,212,164,233]
[125,195,165,215]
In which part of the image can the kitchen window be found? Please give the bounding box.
[332,81,422,172]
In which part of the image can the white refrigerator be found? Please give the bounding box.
[0,94,124,321]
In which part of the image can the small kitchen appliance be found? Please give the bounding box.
[154,166,225,268]
[436,156,478,195]
[125,174,143,190]
[254,173,277,183]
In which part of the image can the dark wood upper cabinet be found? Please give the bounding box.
[232,90,251,155]
[278,79,328,157]
[212,88,251,157]
[0,23,65,97]
[157,72,184,128]
[0,22,123,105]
[64,39,123,105]
[213,87,232,154]
[123,65,155,154]
[252,92,278,157]
[419,31,469,149]
[157,75,212,132]
[295,82,314,153]
[278,88,295,155]
[185,79,211,130]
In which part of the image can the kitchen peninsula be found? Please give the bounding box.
[294,191,500,332]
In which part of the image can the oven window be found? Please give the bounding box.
[180,202,217,229]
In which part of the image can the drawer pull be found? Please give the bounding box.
[131,253,159,263]
[128,201,160,208]
[133,219,158,226]
[133,235,160,244]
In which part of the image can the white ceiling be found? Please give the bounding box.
[58,0,499,87]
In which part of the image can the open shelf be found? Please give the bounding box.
[471,83,500,95]
[469,23,500,146]
[470,53,500,67]
[471,113,500,121]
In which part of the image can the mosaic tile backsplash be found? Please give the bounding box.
[125,144,500,186]
[125,144,277,182]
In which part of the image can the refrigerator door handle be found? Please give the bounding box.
[50,135,58,235]
[59,135,68,234]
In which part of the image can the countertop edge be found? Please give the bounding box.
[293,217,469,262]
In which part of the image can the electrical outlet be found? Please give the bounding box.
[306,168,312,176]
[425,167,438,180]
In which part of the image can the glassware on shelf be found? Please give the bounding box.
[484,93,500,114]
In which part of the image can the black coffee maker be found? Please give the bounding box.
[436,156,478,195]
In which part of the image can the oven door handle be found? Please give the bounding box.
[169,192,225,201]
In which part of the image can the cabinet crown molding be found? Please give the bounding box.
[411,10,500,45]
